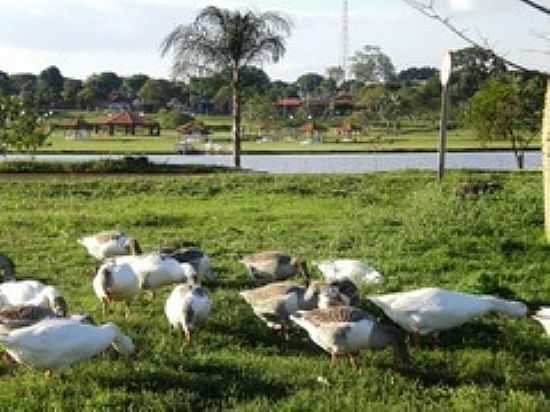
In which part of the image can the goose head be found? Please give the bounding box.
[124,238,142,256]
[292,258,310,285]
[38,287,68,317]
[105,323,135,356]
[318,283,347,309]
[0,255,15,282]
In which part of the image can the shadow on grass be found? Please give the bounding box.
[97,357,291,408]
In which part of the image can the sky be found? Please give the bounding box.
[0,0,548,82]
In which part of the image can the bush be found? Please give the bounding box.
[156,109,194,129]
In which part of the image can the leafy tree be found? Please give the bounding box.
[77,86,98,110]
[62,79,83,108]
[295,73,324,96]
[138,79,178,111]
[397,66,438,82]
[9,73,37,96]
[268,80,299,100]
[320,78,337,96]
[450,47,507,103]
[38,66,64,102]
[84,72,123,100]
[0,94,49,153]
[243,94,278,133]
[0,71,12,95]
[468,75,542,169]
[122,74,150,98]
[157,109,193,129]
[350,45,396,83]
[161,6,291,168]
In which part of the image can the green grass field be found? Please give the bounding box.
[37,112,540,153]
[0,171,548,410]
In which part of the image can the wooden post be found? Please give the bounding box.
[542,78,550,241]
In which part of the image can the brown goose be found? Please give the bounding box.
[240,251,308,284]
[78,231,142,260]
[290,306,410,368]
[239,279,359,332]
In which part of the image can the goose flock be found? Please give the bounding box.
[0,229,548,377]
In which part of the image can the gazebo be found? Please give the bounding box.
[52,117,93,139]
[93,112,160,136]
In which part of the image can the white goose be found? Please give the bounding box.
[290,306,410,367]
[367,288,528,339]
[93,262,141,314]
[78,231,142,260]
[315,259,383,286]
[165,283,212,344]
[111,253,196,290]
[161,247,216,282]
[532,307,550,336]
[0,318,134,372]
[0,281,67,317]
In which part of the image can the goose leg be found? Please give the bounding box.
[331,352,338,366]
[102,298,110,316]
[348,353,359,370]
[124,302,131,320]
[184,328,192,345]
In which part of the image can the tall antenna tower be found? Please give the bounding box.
[341,0,350,82]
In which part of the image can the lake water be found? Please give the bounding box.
[1,151,541,174]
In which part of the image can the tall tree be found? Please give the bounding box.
[0,71,12,95]
[122,74,150,98]
[161,6,291,168]
[38,66,64,101]
[295,73,324,96]
[350,45,396,83]
[62,79,83,108]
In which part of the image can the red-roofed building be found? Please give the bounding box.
[94,112,160,136]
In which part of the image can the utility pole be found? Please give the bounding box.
[543,79,550,240]
[438,51,452,181]
[341,0,349,82]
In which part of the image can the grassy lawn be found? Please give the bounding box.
[32,112,539,153]
[38,128,539,154]
[0,171,548,410]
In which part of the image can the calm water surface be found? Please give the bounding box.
[2,151,541,174]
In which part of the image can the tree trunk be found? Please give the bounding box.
[542,78,550,241]
[232,68,241,169]
[515,152,525,170]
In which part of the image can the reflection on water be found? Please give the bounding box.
[1,151,541,174]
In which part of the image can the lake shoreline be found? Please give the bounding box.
[4,147,542,156]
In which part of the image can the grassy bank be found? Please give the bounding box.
[0,172,548,410]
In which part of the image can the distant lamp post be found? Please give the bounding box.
[438,51,453,181]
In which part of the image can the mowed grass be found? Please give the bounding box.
[0,171,549,411]
[38,117,540,153]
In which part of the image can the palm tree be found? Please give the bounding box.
[161,6,292,168]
